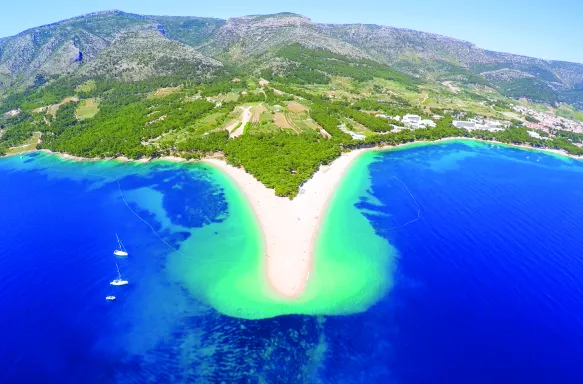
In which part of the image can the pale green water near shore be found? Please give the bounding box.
[171,152,394,319]
[4,151,394,320]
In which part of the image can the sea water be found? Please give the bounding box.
[1,141,583,383]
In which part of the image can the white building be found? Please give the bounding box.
[402,114,438,129]
[453,120,506,132]
[377,113,436,129]
[453,121,477,129]
[402,114,421,125]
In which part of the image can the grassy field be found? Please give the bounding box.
[342,118,371,134]
[158,111,229,145]
[251,104,268,123]
[194,112,227,133]
[76,98,100,119]
[221,92,240,103]
[7,132,41,155]
[260,111,272,123]
[149,86,181,98]
[246,122,280,134]
[556,104,583,122]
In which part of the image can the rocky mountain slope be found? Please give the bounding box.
[1,10,582,107]
[0,10,222,88]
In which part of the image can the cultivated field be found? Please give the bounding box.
[274,112,293,129]
[286,101,307,113]
[76,98,100,119]
[149,86,181,98]
[251,104,268,123]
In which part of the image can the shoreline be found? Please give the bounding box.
[4,138,581,297]
[378,137,583,160]
[2,137,581,164]
[204,150,367,298]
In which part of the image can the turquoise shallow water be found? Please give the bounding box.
[2,141,583,383]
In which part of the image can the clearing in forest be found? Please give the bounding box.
[45,97,79,117]
[76,98,100,119]
[251,105,268,123]
[7,132,41,155]
[222,92,240,103]
[150,86,181,98]
[343,118,370,133]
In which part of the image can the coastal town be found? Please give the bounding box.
[512,105,583,133]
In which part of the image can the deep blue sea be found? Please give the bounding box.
[1,141,583,383]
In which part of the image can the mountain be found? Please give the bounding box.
[198,13,370,60]
[319,23,583,107]
[77,26,222,82]
[0,10,222,88]
[0,10,582,108]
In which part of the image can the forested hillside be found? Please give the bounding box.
[2,10,583,197]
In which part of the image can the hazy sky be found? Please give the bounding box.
[2,0,582,63]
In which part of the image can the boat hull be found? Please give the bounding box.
[113,250,128,257]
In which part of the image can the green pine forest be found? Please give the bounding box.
[2,45,583,198]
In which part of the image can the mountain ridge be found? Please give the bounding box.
[1,10,579,66]
[0,10,582,107]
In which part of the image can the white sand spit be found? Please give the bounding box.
[204,149,366,297]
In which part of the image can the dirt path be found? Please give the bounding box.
[224,120,240,134]
[230,107,252,138]
[421,93,429,104]
[319,128,332,139]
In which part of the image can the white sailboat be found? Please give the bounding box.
[113,233,128,256]
[106,296,116,301]
[110,263,129,286]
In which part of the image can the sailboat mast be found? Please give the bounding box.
[116,263,121,279]
[116,233,126,252]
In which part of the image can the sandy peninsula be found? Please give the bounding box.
[9,138,581,298]
[204,149,367,298]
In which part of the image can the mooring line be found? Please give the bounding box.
[38,162,200,259]
[115,180,187,257]
[386,175,422,230]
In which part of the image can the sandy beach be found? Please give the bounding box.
[204,149,367,298]
[202,137,582,298]
[6,138,581,299]
[5,137,580,164]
